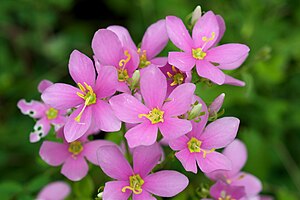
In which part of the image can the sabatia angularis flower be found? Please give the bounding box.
[109,65,195,148]
[205,180,246,200]
[39,128,115,181]
[37,181,70,200]
[206,139,262,198]
[42,50,121,142]
[97,143,189,200]
[169,117,240,173]
[166,11,249,86]
[17,79,66,143]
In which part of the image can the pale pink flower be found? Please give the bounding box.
[37,181,70,200]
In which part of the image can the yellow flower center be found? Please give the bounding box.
[138,48,151,69]
[122,174,144,194]
[187,137,215,158]
[118,69,130,82]
[68,141,83,156]
[167,66,184,86]
[218,191,236,200]
[192,48,206,60]
[138,108,164,124]
[46,107,58,120]
[75,82,97,122]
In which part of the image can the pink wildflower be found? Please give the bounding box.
[208,93,225,117]
[42,50,121,142]
[209,180,246,200]
[97,143,189,200]
[109,65,195,148]
[166,11,249,86]
[37,181,70,200]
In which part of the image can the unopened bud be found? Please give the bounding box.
[208,93,225,117]
[131,70,140,89]
[188,103,202,120]
[191,6,202,26]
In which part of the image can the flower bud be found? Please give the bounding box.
[130,70,140,89]
[209,93,225,117]
[188,102,203,120]
[191,6,202,26]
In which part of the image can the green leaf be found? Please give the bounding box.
[73,175,94,198]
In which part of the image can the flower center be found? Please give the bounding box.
[167,66,185,86]
[46,107,58,120]
[192,48,206,60]
[122,174,144,195]
[187,137,215,158]
[218,191,236,200]
[138,48,151,69]
[75,82,97,122]
[138,108,164,124]
[118,68,129,82]
[68,141,83,156]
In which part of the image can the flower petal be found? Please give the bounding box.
[175,148,197,173]
[39,141,69,166]
[168,51,195,72]
[41,83,83,110]
[144,170,189,197]
[212,15,226,47]
[196,151,232,173]
[192,11,219,51]
[125,122,158,148]
[102,181,131,200]
[206,44,250,64]
[64,105,92,142]
[107,25,137,51]
[141,19,168,59]
[97,145,133,180]
[83,140,116,165]
[92,29,124,67]
[140,65,167,108]
[61,156,89,181]
[38,79,53,93]
[133,143,162,178]
[196,60,225,85]
[224,74,245,87]
[210,181,246,200]
[231,172,262,196]
[158,118,192,140]
[68,50,96,87]
[218,54,248,70]
[93,100,121,132]
[37,181,70,200]
[133,191,156,200]
[109,93,149,123]
[166,16,193,52]
[200,117,240,149]
[31,118,51,141]
[163,83,195,117]
[94,66,118,98]
[17,99,47,118]
[150,57,168,67]
[169,135,189,151]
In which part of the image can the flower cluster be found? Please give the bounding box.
[18,6,270,200]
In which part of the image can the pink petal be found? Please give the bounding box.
[212,15,226,47]
[109,93,149,123]
[140,65,166,108]
[200,117,240,149]
[133,191,156,200]
[206,44,250,64]
[196,151,232,173]
[196,60,225,85]
[192,11,219,51]
[163,83,195,117]
[218,54,248,70]
[209,93,225,116]
[39,141,69,166]
[68,50,96,87]
[83,140,115,165]
[92,29,123,67]
[166,16,193,52]
[38,79,53,93]
[144,170,189,197]
[223,139,247,176]
[17,99,47,118]
[97,145,133,180]
[64,105,92,142]
[231,172,262,196]
[107,25,137,51]
[37,181,70,200]
[175,149,197,173]
[32,117,51,140]
[141,19,168,59]
[93,100,121,132]
[168,51,195,72]
[94,66,118,98]
[210,181,246,200]
[150,57,168,67]
[133,143,162,178]
[61,156,89,181]
[102,181,131,200]
[169,135,189,151]
[158,118,192,140]
[224,74,245,87]
[41,83,83,110]
[125,122,158,148]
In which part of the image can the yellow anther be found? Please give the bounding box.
[122,174,144,194]
[192,48,207,60]
[78,83,86,93]
[138,108,164,124]
[202,32,216,42]
[68,141,84,156]
[226,179,232,184]
[118,68,130,82]
[171,65,178,73]
[167,66,185,86]
[119,50,131,68]
[46,107,58,120]
[238,174,246,180]
[138,48,151,68]
[187,137,215,158]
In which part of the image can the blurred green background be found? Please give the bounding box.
[1,0,300,199]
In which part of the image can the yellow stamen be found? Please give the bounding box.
[68,141,83,156]
[121,174,144,194]
[202,32,216,42]
[118,68,130,82]
[192,48,207,60]
[46,107,58,120]
[119,50,131,68]
[187,137,215,158]
[137,48,151,68]
[138,108,164,124]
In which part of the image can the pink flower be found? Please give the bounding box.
[166,11,249,86]
[109,65,195,148]
[97,143,189,200]
[17,80,66,143]
[42,50,121,142]
[37,181,70,200]
[208,93,225,118]
[206,139,262,198]
[210,180,246,200]
[169,116,240,173]
[39,128,115,181]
